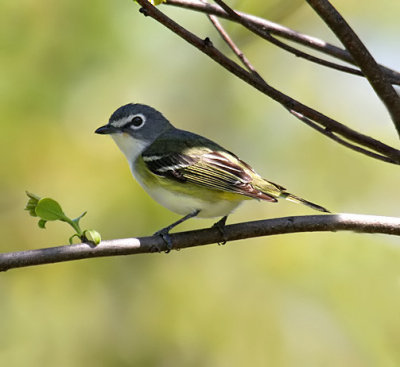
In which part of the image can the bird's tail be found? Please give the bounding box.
[279,192,330,213]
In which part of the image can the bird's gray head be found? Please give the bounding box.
[95,103,174,160]
[96,103,173,142]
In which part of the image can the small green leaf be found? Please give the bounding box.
[26,191,41,202]
[38,219,47,229]
[83,229,102,245]
[35,198,66,221]
[26,205,37,217]
[25,191,41,217]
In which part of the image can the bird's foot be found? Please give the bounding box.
[212,216,228,245]
[153,210,201,253]
[153,228,173,253]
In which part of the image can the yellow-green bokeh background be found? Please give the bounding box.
[1,1,400,366]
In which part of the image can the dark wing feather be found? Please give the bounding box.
[142,137,277,202]
[142,153,197,183]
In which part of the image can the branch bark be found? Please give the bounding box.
[1,214,400,272]
[205,9,260,77]
[213,0,364,79]
[306,0,400,136]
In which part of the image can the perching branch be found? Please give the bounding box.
[1,214,400,271]
[136,0,400,164]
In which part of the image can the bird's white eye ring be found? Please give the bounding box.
[126,114,145,129]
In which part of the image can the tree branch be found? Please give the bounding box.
[165,0,400,85]
[288,110,397,164]
[306,0,400,136]
[212,0,364,79]
[136,0,400,164]
[205,9,261,77]
[1,214,400,271]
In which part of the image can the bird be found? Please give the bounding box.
[95,103,329,250]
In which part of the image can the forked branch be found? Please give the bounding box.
[306,0,400,135]
[166,0,400,85]
[136,0,400,164]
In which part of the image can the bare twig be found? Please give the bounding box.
[289,110,396,163]
[306,0,400,136]
[165,0,400,85]
[205,11,260,77]
[136,0,400,164]
[213,0,364,79]
[1,213,400,271]
[205,1,359,79]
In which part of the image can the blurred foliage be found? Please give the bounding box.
[1,0,400,366]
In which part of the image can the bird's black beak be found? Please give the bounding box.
[95,124,119,135]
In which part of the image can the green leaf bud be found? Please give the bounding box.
[84,230,102,245]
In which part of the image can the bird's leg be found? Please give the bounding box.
[212,215,228,245]
[154,209,200,253]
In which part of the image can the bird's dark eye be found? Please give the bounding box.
[131,116,143,126]
[126,115,145,129]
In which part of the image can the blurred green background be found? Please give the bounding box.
[1,0,400,366]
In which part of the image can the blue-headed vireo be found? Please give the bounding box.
[95,103,329,249]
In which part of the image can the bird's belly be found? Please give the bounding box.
[142,184,242,217]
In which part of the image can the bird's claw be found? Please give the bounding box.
[154,228,173,253]
[212,216,228,245]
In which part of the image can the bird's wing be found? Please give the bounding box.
[142,132,279,201]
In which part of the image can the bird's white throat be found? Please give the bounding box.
[111,133,150,163]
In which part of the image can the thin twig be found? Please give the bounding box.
[206,11,259,77]
[289,110,397,164]
[213,0,364,79]
[136,0,400,164]
[205,3,360,82]
[306,0,400,136]
[165,0,400,85]
[1,213,400,271]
